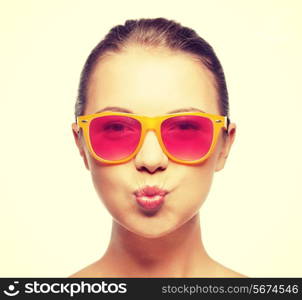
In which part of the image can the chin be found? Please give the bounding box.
[131,229,174,239]
[124,218,186,239]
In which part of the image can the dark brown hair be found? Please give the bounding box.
[75,17,230,129]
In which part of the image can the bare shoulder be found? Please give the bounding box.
[68,261,106,278]
[214,262,248,278]
[219,267,248,278]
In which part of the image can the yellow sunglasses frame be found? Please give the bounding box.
[75,111,229,165]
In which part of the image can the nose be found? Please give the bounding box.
[134,130,168,173]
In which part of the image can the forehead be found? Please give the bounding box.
[86,47,219,116]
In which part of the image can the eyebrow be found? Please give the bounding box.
[94,106,206,114]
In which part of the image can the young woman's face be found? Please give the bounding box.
[72,47,236,238]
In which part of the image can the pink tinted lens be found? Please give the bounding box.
[89,116,141,160]
[161,115,213,161]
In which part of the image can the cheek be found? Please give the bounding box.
[173,160,216,216]
[89,162,129,215]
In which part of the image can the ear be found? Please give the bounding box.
[72,123,90,170]
[215,123,236,172]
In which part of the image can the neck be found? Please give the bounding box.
[101,213,213,277]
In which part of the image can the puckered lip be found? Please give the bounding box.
[133,185,169,197]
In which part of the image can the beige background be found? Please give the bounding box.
[0,0,301,277]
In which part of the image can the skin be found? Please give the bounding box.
[70,46,244,277]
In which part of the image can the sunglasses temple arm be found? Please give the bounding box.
[225,117,231,134]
